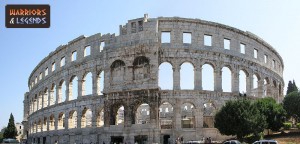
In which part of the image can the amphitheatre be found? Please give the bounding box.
[23,14,284,144]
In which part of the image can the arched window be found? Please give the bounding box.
[239,70,247,94]
[58,113,65,130]
[43,88,48,108]
[81,108,92,128]
[159,102,173,129]
[58,80,66,103]
[181,103,195,128]
[222,67,232,92]
[202,64,214,91]
[37,119,42,132]
[50,84,56,105]
[158,62,173,90]
[203,102,216,128]
[68,110,77,129]
[69,76,78,100]
[110,60,126,85]
[180,62,194,90]
[97,71,104,95]
[97,109,104,127]
[49,114,55,131]
[115,106,124,125]
[83,72,92,96]
[43,117,47,131]
[136,103,150,124]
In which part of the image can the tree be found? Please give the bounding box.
[255,97,286,132]
[214,99,266,141]
[286,80,298,95]
[3,113,17,139]
[283,91,300,120]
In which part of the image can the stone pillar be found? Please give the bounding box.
[77,108,82,128]
[246,74,253,96]
[195,108,203,141]
[173,66,180,90]
[255,79,262,97]
[173,100,182,130]
[47,117,50,131]
[214,67,222,92]
[36,122,38,133]
[34,100,37,112]
[64,113,69,130]
[78,79,83,97]
[103,68,110,94]
[92,71,99,96]
[43,92,48,108]
[232,70,239,93]
[194,66,202,90]
[56,85,60,104]
[48,89,51,106]
[68,80,73,101]
[54,115,58,130]
[92,106,97,127]
[267,83,272,96]
[36,97,39,110]
[41,94,44,109]
[41,120,43,132]
[65,80,70,101]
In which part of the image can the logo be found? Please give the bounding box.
[5,5,50,28]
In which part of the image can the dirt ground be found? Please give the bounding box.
[273,137,300,144]
[265,130,300,144]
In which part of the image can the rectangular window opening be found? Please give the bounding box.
[224,38,230,50]
[240,43,246,54]
[254,49,258,59]
[100,41,105,52]
[84,46,91,57]
[52,62,56,72]
[183,32,192,44]
[39,73,42,80]
[45,67,48,76]
[72,51,77,61]
[60,57,65,67]
[264,54,268,63]
[204,35,212,46]
[138,20,143,31]
[161,32,171,43]
[272,60,276,68]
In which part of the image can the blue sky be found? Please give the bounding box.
[0,0,300,128]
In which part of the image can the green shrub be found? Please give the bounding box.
[283,122,292,130]
[297,123,300,129]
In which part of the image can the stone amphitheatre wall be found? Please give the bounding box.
[23,14,284,144]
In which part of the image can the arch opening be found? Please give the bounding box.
[180,62,194,90]
[222,67,232,92]
[158,62,173,90]
[181,103,195,128]
[239,70,247,94]
[159,102,173,129]
[81,108,92,128]
[68,110,77,129]
[202,64,214,91]
[136,103,150,124]
[83,72,92,96]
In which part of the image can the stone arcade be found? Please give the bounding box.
[23,14,284,144]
